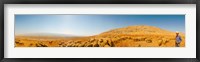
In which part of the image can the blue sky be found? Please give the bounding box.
[15,15,185,36]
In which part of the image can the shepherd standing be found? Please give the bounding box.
[175,31,182,47]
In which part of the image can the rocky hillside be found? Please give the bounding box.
[94,25,185,47]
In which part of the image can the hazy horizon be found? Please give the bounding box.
[15,15,185,36]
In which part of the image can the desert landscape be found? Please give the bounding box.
[15,25,185,47]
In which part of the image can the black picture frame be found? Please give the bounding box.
[0,0,198,62]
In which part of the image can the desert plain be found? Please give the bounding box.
[15,25,185,47]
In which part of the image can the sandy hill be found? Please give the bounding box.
[93,25,185,47]
[100,25,183,36]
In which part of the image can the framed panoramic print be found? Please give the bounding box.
[0,0,199,62]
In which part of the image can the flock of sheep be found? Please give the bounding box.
[15,34,184,47]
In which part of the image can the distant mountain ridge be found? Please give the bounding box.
[16,33,78,37]
[16,25,184,37]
